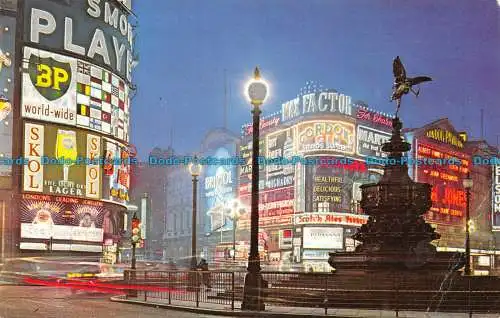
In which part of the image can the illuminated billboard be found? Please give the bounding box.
[238,138,265,195]
[23,122,102,200]
[416,143,469,224]
[19,194,110,244]
[356,125,391,158]
[22,47,130,142]
[281,89,353,123]
[265,127,295,190]
[242,114,280,137]
[23,0,134,81]
[0,15,15,178]
[493,165,500,231]
[203,146,237,232]
[302,227,343,249]
[102,138,130,206]
[304,157,380,213]
[297,120,356,155]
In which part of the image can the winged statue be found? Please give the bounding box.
[391,56,432,116]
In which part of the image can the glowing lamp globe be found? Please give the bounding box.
[463,174,473,189]
[246,67,268,105]
[188,157,202,176]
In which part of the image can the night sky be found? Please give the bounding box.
[131,0,499,159]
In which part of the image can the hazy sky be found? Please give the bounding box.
[131,0,499,159]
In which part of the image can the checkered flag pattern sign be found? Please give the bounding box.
[76,60,130,142]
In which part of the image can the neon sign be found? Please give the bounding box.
[281,90,353,122]
[425,128,464,149]
[493,165,500,230]
[297,121,355,154]
[356,108,392,128]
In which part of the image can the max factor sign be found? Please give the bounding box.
[25,0,134,81]
[282,90,353,122]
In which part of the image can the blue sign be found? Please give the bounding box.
[203,147,237,233]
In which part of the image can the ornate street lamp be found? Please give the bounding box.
[463,172,473,276]
[226,200,246,261]
[241,67,268,311]
[188,157,202,270]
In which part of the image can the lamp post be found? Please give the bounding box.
[241,67,268,311]
[131,213,141,270]
[188,157,202,270]
[463,172,473,276]
[227,200,245,262]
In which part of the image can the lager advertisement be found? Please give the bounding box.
[23,122,102,200]
[0,14,14,179]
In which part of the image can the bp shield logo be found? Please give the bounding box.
[29,54,72,101]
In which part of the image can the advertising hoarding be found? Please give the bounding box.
[242,114,280,137]
[297,121,355,155]
[265,127,295,190]
[356,125,391,158]
[493,165,500,230]
[204,146,237,232]
[302,227,343,249]
[21,46,78,126]
[294,212,367,226]
[23,122,102,200]
[102,137,130,206]
[19,194,111,244]
[304,157,380,213]
[355,107,393,129]
[281,90,353,123]
[22,47,130,142]
[238,138,265,194]
[416,143,469,223]
[0,15,15,178]
[23,0,134,81]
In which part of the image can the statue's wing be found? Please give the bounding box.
[393,56,406,82]
[409,76,432,86]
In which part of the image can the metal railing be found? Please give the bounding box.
[122,269,500,316]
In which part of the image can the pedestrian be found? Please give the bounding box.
[198,259,212,290]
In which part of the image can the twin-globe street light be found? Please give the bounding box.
[241,67,269,311]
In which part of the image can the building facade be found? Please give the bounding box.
[2,0,136,261]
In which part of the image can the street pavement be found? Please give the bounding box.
[0,285,224,318]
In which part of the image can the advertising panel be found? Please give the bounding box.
[23,122,102,200]
[204,146,237,233]
[22,47,130,142]
[281,89,353,123]
[493,165,500,230]
[19,193,111,244]
[265,127,295,190]
[356,125,391,158]
[242,113,280,137]
[355,107,393,129]
[0,0,17,11]
[416,143,469,223]
[23,0,134,81]
[0,15,15,178]
[102,137,130,206]
[302,227,343,249]
[238,138,265,195]
[297,121,355,155]
[294,212,368,226]
[304,157,380,213]
[22,46,78,125]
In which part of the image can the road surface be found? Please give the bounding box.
[0,286,224,318]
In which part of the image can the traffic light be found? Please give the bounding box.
[131,215,141,245]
